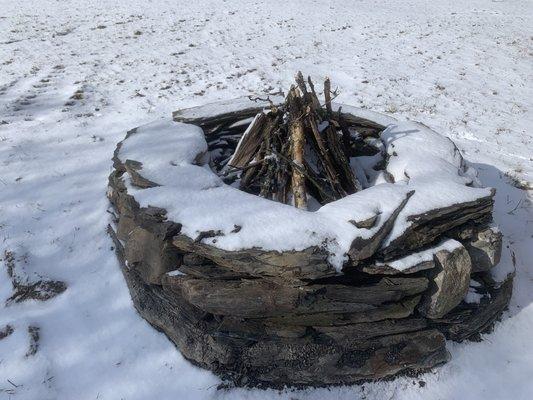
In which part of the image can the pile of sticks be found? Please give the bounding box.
[225,72,361,209]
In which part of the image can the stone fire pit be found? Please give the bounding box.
[107,96,513,387]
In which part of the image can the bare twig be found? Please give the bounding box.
[324,77,333,115]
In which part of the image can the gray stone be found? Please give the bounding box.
[172,234,335,282]
[125,226,182,285]
[164,275,427,318]
[116,214,135,241]
[348,191,414,263]
[418,244,472,319]
[465,226,502,272]
[433,273,513,342]
[110,224,449,387]
[175,262,248,280]
[349,214,378,229]
[124,159,159,188]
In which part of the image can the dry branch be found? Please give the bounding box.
[228,112,266,169]
[288,87,308,209]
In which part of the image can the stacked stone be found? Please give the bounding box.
[107,103,512,387]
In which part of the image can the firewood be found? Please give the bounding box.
[334,106,352,157]
[302,160,336,203]
[324,124,360,193]
[223,73,361,208]
[259,157,278,199]
[307,75,322,111]
[295,71,307,96]
[324,77,333,115]
[272,149,333,203]
[240,135,268,188]
[306,112,344,198]
[287,86,307,209]
[275,139,292,204]
[228,112,266,169]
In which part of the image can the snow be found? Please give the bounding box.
[0,0,532,399]
[465,286,484,305]
[120,120,208,171]
[380,122,493,246]
[166,270,185,277]
[375,238,462,272]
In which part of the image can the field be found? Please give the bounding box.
[0,1,532,399]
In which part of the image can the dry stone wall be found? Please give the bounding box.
[107,101,513,387]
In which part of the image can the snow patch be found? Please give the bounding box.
[380,122,493,246]
[376,238,462,272]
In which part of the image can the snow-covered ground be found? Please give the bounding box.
[0,0,531,399]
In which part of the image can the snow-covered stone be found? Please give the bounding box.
[362,239,462,275]
[107,98,512,388]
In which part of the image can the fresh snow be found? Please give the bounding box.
[375,238,462,272]
[0,0,532,399]
[465,285,484,305]
[380,121,493,246]
[166,270,185,277]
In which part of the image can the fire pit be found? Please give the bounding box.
[107,75,513,387]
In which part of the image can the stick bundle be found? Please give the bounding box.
[225,72,361,209]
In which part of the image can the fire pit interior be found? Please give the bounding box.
[107,74,513,387]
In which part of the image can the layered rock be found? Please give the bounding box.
[107,99,512,387]
[418,243,472,319]
[464,226,502,272]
